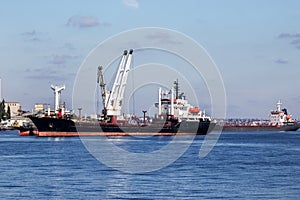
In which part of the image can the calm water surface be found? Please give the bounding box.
[0,130,299,199]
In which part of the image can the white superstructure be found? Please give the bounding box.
[156,82,211,122]
[269,100,293,125]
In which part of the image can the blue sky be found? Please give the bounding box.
[1,0,300,118]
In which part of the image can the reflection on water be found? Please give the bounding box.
[0,130,300,199]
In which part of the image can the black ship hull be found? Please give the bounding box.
[221,123,300,132]
[20,116,213,136]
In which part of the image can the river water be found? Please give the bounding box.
[0,130,299,199]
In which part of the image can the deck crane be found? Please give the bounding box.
[97,66,108,120]
[98,49,133,124]
[51,84,65,113]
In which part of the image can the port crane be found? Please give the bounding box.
[97,49,133,124]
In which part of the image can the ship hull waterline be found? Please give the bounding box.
[19,116,213,137]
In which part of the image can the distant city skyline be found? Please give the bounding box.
[1,0,300,118]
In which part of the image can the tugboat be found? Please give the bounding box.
[222,100,300,132]
[19,49,214,136]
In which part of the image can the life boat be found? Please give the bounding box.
[189,107,200,114]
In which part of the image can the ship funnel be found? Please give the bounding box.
[282,108,288,115]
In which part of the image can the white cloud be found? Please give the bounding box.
[21,30,42,42]
[21,30,37,37]
[122,0,139,9]
[49,54,78,65]
[278,32,300,51]
[67,15,99,28]
[278,33,300,39]
[146,32,182,45]
[275,59,288,64]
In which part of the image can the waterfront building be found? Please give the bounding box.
[4,102,21,117]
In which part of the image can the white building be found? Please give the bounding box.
[4,102,21,117]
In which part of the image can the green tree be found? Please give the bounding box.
[0,99,6,121]
[6,105,11,120]
[0,100,2,122]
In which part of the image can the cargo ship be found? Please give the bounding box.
[19,49,214,136]
[221,100,300,132]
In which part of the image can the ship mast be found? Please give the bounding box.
[174,78,179,99]
[277,100,282,111]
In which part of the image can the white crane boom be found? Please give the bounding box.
[106,49,133,117]
[106,50,127,115]
[115,49,133,113]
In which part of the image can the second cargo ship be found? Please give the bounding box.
[221,100,300,132]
